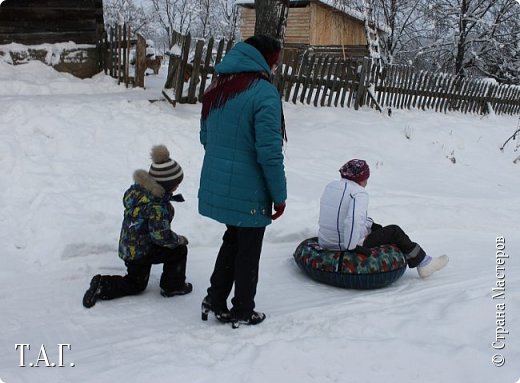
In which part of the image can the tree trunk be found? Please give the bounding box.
[455,0,469,77]
[386,0,397,64]
[253,0,289,43]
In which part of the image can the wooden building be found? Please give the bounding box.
[0,0,104,78]
[237,0,385,60]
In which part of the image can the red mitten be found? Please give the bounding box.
[271,202,286,220]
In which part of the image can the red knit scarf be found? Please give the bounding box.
[201,72,269,121]
[201,72,287,142]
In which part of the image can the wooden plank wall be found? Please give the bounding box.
[285,7,311,45]
[238,8,256,41]
[239,3,367,48]
[0,0,103,45]
[240,6,310,45]
[310,2,367,46]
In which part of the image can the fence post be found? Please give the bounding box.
[175,33,192,103]
[306,56,324,105]
[135,34,146,88]
[355,57,371,110]
[298,54,315,104]
[187,39,205,103]
[214,38,226,67]
[116,24,122,84]
[109,26,115,77]
[283,51,301,102]
[198,37,214,102]
[125,24,130,87]
[97,27,106,73]
[164,55,179,89]
[482,81,498,115]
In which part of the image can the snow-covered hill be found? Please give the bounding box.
[1,61,519,383]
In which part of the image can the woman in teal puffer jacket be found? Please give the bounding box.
[199,35,287,328]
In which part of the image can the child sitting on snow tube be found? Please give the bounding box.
[318,159,448,279]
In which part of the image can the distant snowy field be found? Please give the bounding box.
[1,60,519,383]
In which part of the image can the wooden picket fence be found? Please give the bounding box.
[277,52,363,109]
[368,63,520,115]
[98,24,147,88]
[163,31,233,105]
[163,33,520,116]
[279,54,520,115]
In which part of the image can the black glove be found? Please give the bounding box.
[177,235,189,246]
[371,222,383,232]
[354,245,372,256]
[171,193,185,202]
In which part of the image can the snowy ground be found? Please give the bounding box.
[1,60,519,383]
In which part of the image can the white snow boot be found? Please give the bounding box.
[417,255,449,278]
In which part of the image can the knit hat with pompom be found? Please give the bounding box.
[149,145,184,192]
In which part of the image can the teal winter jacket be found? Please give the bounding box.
[198,42,287,227]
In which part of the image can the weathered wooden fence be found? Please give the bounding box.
[280,55,520,115]
[277,51,363,108]
[98,24,147,88]
[163,31,233,105]
[163,33,520,115]
[369,63,520,115]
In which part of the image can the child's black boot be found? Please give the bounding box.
[160,282,193,297]
[83,275,103,308]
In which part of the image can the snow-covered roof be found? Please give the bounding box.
[236,0,390,33]
[236,0,362,19]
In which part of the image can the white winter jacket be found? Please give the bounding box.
[318,178,372,251]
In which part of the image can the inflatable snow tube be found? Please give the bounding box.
[293,237,407,289]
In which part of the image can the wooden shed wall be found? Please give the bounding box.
[0,0,104,45]
[238,8,256,41]
[239,2,367,47]
[240,6,311,45]
[309,2,367,46]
